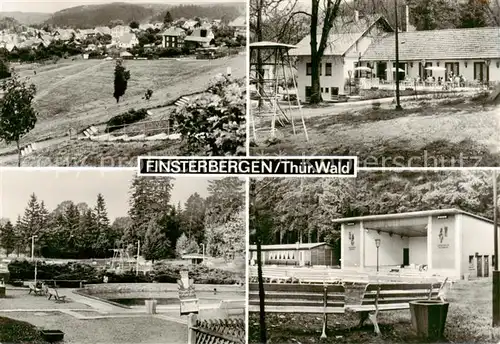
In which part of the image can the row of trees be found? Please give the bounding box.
[0,177,245,261]
[251,171,495,247]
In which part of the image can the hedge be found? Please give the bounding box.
[7,260,241,285]
[105,108,148,133]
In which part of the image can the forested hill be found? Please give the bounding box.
[0,12,51,25]
[251,171,495,245]
[43,2,245,29]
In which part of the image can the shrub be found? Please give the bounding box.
[7,259,99,282]
[105,108,148,133]
[173,75,246,156]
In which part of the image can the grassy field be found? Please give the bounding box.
[2,139,183,167]
[251,96,500,167]
[2,54,245,148]
[249,278,498,343]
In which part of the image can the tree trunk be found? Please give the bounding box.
[309,0,322,104]
[16,140,21,167]
[256,0,264,109]
[256,237,267,344]
[310,57,322,104]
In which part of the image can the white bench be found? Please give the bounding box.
[345,279,448,335]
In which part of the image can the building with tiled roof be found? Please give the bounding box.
[290,12,394,100]
[360,27,500,84]
[184,28,215,48]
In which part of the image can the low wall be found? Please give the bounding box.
[79,283,244,295]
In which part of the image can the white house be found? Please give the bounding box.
[113,33,139,49]
[290,13,393,101]
[334,208,495,280]
[359,26,500,85]
[184,28,215,49]
[111,25,130,39]
[228,16,246,37]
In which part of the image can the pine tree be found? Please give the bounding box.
[142,218,170,262]
[20,193,42,251]
[183,193,206,242]
[0,220,16,257]
[113,60,131,103]
[94,193,111,257]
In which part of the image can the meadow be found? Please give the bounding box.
[0,54,245,153]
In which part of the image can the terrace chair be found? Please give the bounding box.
[28,282,43,296]
[47,287,67,303]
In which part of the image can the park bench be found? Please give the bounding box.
[248,283,345,338]
[47,287,67,302]
[28,282,44,296]
[345,278,448,335]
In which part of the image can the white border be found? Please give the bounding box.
[137,156,358,178]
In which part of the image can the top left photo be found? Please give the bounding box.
[0,0,247,167]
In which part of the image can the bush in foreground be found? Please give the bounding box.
[0,317,48,344]
[105,108,148,133]
[173,75,246,156]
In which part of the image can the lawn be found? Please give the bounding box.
[2,312,187,343]
[2,139,183,167]
[250,96,500,167]
[0,316,48,344]
[249,278,498,343]
[3,54,245,147]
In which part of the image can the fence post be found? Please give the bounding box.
[187,313,197,344]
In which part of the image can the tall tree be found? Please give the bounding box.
[308,0,343,104]
[0,220,16,257]
[0,74,37,166]
[142,218,170,262]
[460,0,490,28]
[183,193,206,242]
[19,193,42,252]
[113,60,130,103]
[94,193,112,256]
[164,11,173,24]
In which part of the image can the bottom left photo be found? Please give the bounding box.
[0,169,246,344]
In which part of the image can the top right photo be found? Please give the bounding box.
[249,0,500,168]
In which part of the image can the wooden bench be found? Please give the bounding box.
[47,287,67,302]
[345,279,448,335]
[248,283,345,338]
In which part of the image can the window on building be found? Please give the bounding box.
[319,63,322,75]
[469,255,475,269]
[325,87,329,93]
[306,63,312,75]
[321,87,323,93]
[326,63,332,76]
[493,255,496,267]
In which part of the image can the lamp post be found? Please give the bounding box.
[136,240,140,276]
[375,239,381,273]
[493,171,500,326]
[31,235,38,286]
[394,0,403,111]
[201,244,205,264]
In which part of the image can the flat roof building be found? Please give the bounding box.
[333,208,494,279]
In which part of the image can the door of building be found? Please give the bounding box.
[299,251,305,267]
[484,256,489,277]
[477,255,483,277]
[403,248,410,266]
[474,62,489,83]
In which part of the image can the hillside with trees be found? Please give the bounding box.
[43,2,245,29]
[0,177,245,262]
[250,171,494,249]
[0,12,51,25]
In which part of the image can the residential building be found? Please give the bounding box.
[333,208,495,280]
[249,243,336,267]
[290,12,394,101]
[111,25,129,39]
[228,16,246,37]
[94,26,112,36]
[160,27,186,48]
[184,28,215,49]
[113,33,139,49]
[360,26,500,85]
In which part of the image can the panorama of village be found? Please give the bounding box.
[0,1,247,167]
[0,170,246,343]
[250,0,500,167]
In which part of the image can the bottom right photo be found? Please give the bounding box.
[249,171,497,344]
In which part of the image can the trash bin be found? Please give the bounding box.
[145,299,157,314]
[39,330,64,343]
[409,300,449,340]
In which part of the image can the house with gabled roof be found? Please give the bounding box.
[359,27,500,85]
[228,16,246,37]
[290,12,394,101]
[160,27,186,48]
[113,32,139,49]
[184,27,215,49]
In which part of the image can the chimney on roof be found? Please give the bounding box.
[354,10,359,22]
[405,5,410,32]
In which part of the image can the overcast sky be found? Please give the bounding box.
[0,169,224,222]
[1,0,244,13]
